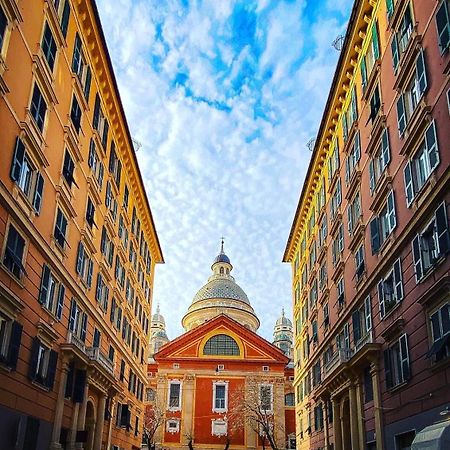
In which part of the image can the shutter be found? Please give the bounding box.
[110,298,116,323]
[38,264,51,305]
[345,157,350,184]
[28,337,41,380]
[383,349,393,389]
[425,120,439,171]
[416,48,427,95]
[370,217,380,254]
[105,181,111,207]
[71,33,81,73]
[436,1,450,51]
[354,131,361,162]
[369,159,375,193]
[387,190,397,232]
[351,85,358,122]
[352,310,361,343]
[361,56,367,92]
[116,160,122,186]
[344,323,350,348]
[342,113,348,142]
[372,22,380,59]
[33,173,44,214]
[84,66,92,100]
[88,139,95,168]
[69,298,77,332]
[93,94,100,130]
[396,95,406,135]
[45,350,58,389]
[56,284,65,320]
[347,205,353,235]
[393,258,404,301]
[80,313,88,342]
[102,121,109,148]
[100,227,106,254]
[378,280,385,318]
[95,273,102,302]
[399,334,410,381]
[403,161,414,207]
[412,235,423,281]
[364,296,372,331]
[109,146,116,173]
[6,321,23,370]
[381,127,390,168]
[391,35,399,71]
[10,137,25,182]
[73,369,87,403]
[86,259,93,288]
[61,0,70,38]
[98,163,104,188]
[76,242,84,275]
[386,0,394,17]
[435,202,450,255]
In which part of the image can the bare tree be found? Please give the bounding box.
[228,379,284,450]
[143,399,165,447]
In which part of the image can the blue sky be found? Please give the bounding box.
[97,0,353,341]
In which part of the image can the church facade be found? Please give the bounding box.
[145,246,295,450]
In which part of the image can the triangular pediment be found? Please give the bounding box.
[155,314,289,364]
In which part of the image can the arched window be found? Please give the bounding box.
[203,334,240,356]
[220,267,224,275]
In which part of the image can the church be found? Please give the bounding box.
[145,244,296,449]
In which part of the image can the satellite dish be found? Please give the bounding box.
[332,34,345,51]
[132,137,142,152]
[307,138,316,152]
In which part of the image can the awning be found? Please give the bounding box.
[411,420,450,450]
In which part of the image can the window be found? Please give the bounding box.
[259,384,273,413]
[323,303,330,328]
[384,334,410,389]
[123,185,129,211]
[316,181,326,213]
[318,215,327,249]
[105,181,118,222]
[29,337,58,389]
[110,298,122,330]
[361,22,380,92]
[332,224,344,266]
[0,315,22,370]
[85,197,95,228]
[347,192,361,235]
[396,49,428,136]
[53,0,70,38]
[352,296,372,344]
[312,320,318,343]
[0,6,7,52]
[369,128,391,192]
[309,280,318,308]
[370,190,397,254]
[114,255,125,288]
[108,345,115,362]
[68,298,88,342]
[30,84,47,132]
[39,264,65,319]
[345,132,361,184]
[355,245,365,281]
[285,393,295,406]
[54,208,68,249]
[75,242,93,287]
[146,388,155,401]
[391,4,414,71]
[2,224,26,279]
[368,84,381,123]
[213,382,228,412]
[412,202,450,281]
[378,259,403,318]
[93,94,109,148]
[62,150,76,188]
[203,334,240,356]
[327,140,340,182]
[109,143,122,187]
[363,367,374,402]
[336,323,350,350]
[87,139,104,188]
[436,1,450,53]
[314,404,324,431]
[337,277,345,306]
[342,86,358,143]
[41,23,57,71]
[312,360,321,387]
[70,94,82,133]
[309,241,316,271]
[427,303,450,362]
[95,273,109,311]
[318,262,327,291]
[330,178,342,220]
[71,33,92,100]
[168,381,182,410]
[404,120,440,206]
[100,226,114,267]
[93,328,101,348]
[166,419,180,433]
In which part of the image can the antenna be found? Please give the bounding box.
[332,34,345,51]
[132,137,142,152]
[307,138,316,152]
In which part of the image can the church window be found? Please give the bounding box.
[220,267,224,275]
[168,380,182,411]
[203,334,240,356]
[213,381,228,412]
[259,384,273,413]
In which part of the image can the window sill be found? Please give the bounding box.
[50,237,67,262]
[0,55,9,96]
[408,173,437,212]
[31,53,58,105]
[64,122,83,163]
[72,74,89,112]
[430,355,450,373]
[362,60,381,103]
[31,380,50,392]
[345,170,361,201]
[329,212,342,237]
[381,300,401,321]
[348,220,365,252]
[387,380,408,394]
[0,263,25,288]
[417,255,447,285]
[393,30,422,92]
[12,185,36,221]
[44,0,67,48]
[369,173,392,213]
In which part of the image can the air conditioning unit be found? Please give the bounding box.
[217,364,224,371]
[262,366,269,372]
[173,363,180,369]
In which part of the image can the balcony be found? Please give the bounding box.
[66,330,86,353]
[323,347,352,376]
[354,330,374,353]
[86,347,114,375]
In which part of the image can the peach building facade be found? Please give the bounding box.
[284,1,450,449]
[0,1,163,449]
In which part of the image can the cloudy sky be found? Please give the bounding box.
[96,0,352,341]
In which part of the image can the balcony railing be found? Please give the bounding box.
[66,330,86,353]
[354,330,374,353]
[324,347,352,375]
[86,347,114,375]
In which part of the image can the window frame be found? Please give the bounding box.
[212,381,228,412]
[168,380,182,411]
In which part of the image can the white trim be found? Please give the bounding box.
[167,379,182,411]
[212,380,228,413]
[211,419,228,436]
[166,418,180,434]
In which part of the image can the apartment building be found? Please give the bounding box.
[283,1,450,449]
[0,1,163,449]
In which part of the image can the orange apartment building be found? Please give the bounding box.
[145,248,296,450]
[283,0,450,450]
[0,1,163,449]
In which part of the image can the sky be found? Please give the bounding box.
[96,0,353,341]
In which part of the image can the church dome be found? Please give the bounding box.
[275,315,292,327]
[182,240,259,332]
[152,305,165,326]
